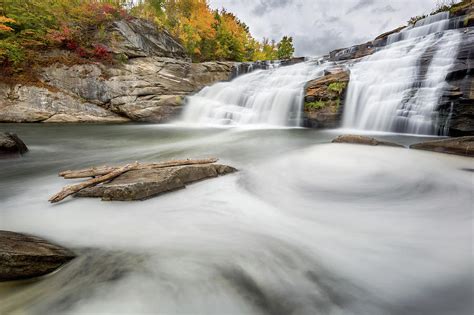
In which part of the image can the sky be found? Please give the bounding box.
[208,0,440,56]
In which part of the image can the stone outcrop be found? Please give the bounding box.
[0,132,28,156]
[332,135,404,147]
[410,136,474,157]
[303,69,349,128]
[76,163,237,201]
[0,230,75,281]
[0,18,235,123]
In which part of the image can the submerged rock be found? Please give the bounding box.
[0,132,28,156]
[332,135,404,147]
[410,136,474,157]
[303,70,349,129]
[76,164,237,201]
[0,231,75,282]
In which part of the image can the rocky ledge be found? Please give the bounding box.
[0,19,235,124]
[410,136,474,157]
[74,163,237,201]
[0,132,28,156]
[0,231,75,282]
[332,135,404,147]
[303,69,349,128]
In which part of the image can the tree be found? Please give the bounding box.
[277,36,294,60]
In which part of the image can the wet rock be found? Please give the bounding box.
[410,136,474,157]
[76,164,237,201]
[0,133,28,156]
[332,135,404,147]
[0,231,75,282]
[303,70,349,129]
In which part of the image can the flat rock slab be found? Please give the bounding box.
[0,231,75,282]
[0,132,28,156]
[332,135,404,147]
[410,136,474,157]
[76,164,237,201]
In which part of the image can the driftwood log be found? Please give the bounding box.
[49,158,219,203]
[59,158,219,179]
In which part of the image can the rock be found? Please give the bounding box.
[0,133,28,156]
[107,19,187,60]
[332,135,404,147]
[303,70,349,128]
[0,17,235,124]
[0,84,129,123]
[410,136,474,157]
[0,231,75,282]
[329,41,375,61]
[76,164,237,201]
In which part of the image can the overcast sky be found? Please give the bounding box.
[208,0,440,56]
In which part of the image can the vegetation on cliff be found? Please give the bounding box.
[0,0,295,77]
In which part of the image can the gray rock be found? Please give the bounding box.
[0,84,129,123]
[76,164,237,201]
[410,136,474,157]
[0,231,75,282]
[0,133,28,155]
[332,135,404,147]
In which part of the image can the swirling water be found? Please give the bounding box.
[0,124,472,314]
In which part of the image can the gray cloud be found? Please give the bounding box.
[252,0,292,16]
[372,5,397,13]
[209,0,437,56]
[346,0,375,14]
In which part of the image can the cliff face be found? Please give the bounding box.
[0,19,235,123]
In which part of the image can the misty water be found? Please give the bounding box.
[0,124,472,314]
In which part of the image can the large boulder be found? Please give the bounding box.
[76,163,237,201]
[0,133,28,155]
[0,231,75,282]
[410,136,474,157]
[303,69,349,128]
[332,135,404,147]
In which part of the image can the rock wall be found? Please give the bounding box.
[303,69,349,128]
[0,19,235,123]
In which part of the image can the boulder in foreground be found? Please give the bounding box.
[75,163,237,201]
[332,135,404,147]
[0,231,75,282]
[0,133,28,156]
[410,136,474,157]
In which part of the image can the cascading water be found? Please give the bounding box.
[182,60,326,126]
[343,12,463,135]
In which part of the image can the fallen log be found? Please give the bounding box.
[49,162,139,203]
[59,158,219,179]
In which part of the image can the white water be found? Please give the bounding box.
[343,13,462,135]
[0,125,473,314]
[182,60,326,127]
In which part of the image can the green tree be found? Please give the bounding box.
[277,36,294,60]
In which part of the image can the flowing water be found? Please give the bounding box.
[182,59,326,127]
[0,124,472,315]
[343,12,462,135]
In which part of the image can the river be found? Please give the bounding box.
[0,123,472,314]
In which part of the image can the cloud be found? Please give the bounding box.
[208,0,438,56]
[346,0,375,14]
[372,5,397,13]
[252,0,293,16]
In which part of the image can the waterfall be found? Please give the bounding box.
[343,12,463,135]
[182,60,326,126]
